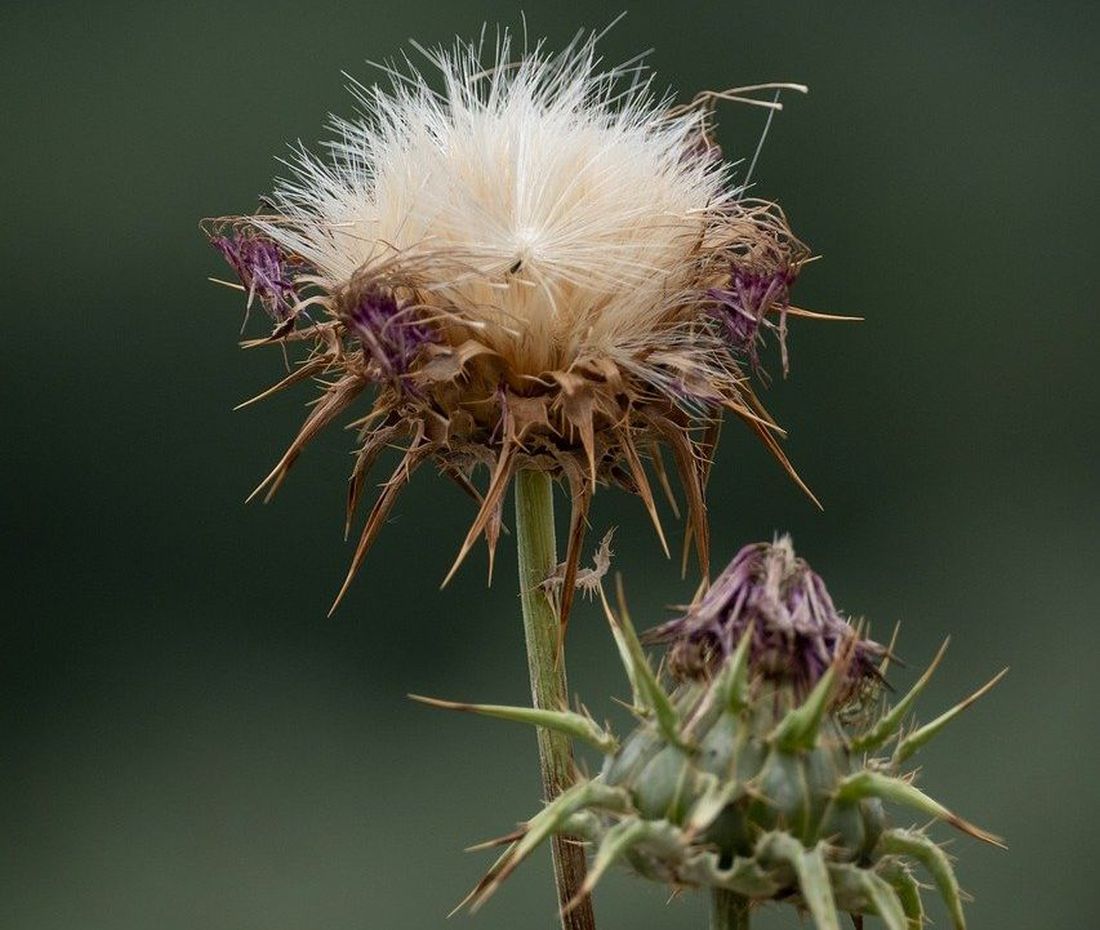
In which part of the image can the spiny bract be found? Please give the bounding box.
[418,540,1005,928]
[205,26,848,614]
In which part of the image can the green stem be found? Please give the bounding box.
[514,469,596,930]
[711,889,750,930]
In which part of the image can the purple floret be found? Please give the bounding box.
[708,264,796,375]
[345,288,437,380]
[212,232,300,323]
[646,537,884,693]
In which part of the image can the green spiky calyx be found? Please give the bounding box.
[417,557,1005,929]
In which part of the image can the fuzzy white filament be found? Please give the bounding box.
[259,30,733,374]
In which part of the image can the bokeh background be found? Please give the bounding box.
[3,1,1097,928]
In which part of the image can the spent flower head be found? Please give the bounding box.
[647,535,886,695]
[205,27,840,612]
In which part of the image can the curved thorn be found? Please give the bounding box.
[329,446,425,615]
[464,828,526,853]
[745,415,822,510]
[598,582,642,708]
[721,398,789,435]
[687,772,741,835]
[866,874,910,930]
[409,694,618,753]
[893,668,1008,764]
[619,426,671,558]
[852,638,950,753]
[654,417,709,577]
[484,497,504,587]
[876,860,925,930]
[233,356,327,410]
[836,772,1005,848]
[563,819,648,914]
[760,834,840,930]
[770,661,837,751]
[441,442,516,588]
[831,862,910,928]
[877,828,968,930]
[601,575,684,746]
[468,780,630,911]
[649,442,681,518]
[878,621,903,678]
[717,621,755,713]
[448,839,517,918]
[247,378,364,504]
[785,304,864,322]
[345,425,399,539]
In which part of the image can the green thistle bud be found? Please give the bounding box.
[417,539,1006,929]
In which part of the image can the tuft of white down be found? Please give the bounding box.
[261,30,734,374]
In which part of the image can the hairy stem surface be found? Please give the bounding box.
[514,469,596,930]
[711,889,751,930]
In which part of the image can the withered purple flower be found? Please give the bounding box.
[343,287,437,380]
[709,264,797,375]
[212,230,300,323]
[647,535,885,694]
[703,200,807,378]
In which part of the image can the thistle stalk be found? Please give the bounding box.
[514,469,595,930]
[711,890,751,930]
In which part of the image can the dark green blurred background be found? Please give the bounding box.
[3,2,1097,927]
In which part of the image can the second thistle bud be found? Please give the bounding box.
[420,537,1005,929]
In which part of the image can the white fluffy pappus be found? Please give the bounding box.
[211,24,824,609]
[259,28,759,374]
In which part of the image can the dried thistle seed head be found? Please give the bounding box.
[206,27,837,611]
[419,568,1005,927]
[647,536,885,696]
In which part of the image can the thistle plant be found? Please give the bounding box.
[421,538,1006,929]
[205,26,845,929]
